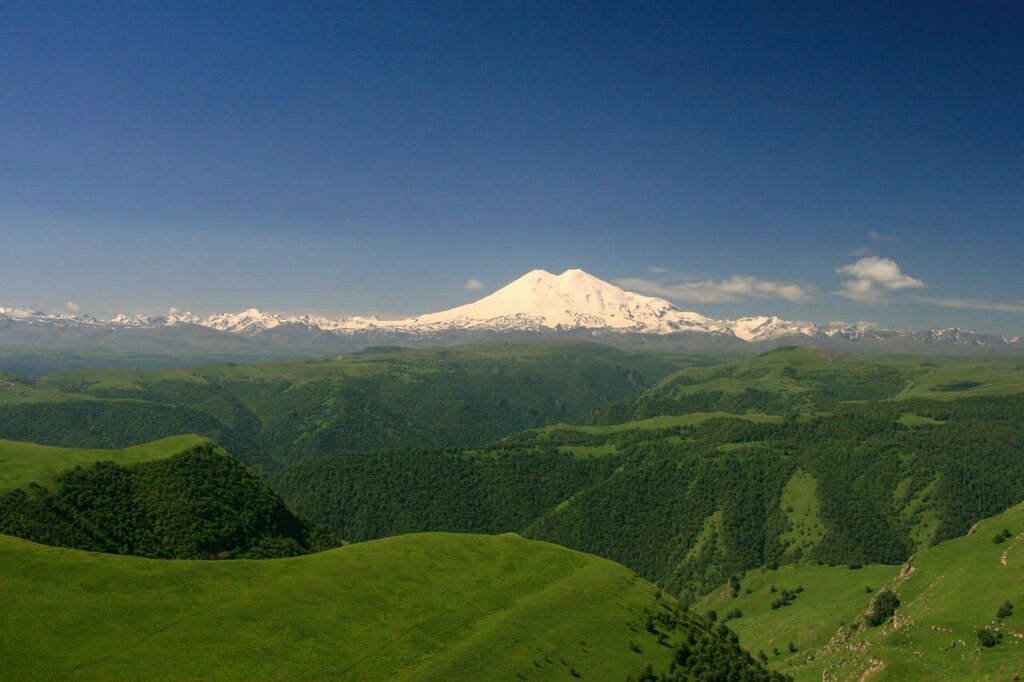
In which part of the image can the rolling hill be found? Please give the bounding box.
[0,531,781,681]
[0,433,210,493]
[586,347,1024,423]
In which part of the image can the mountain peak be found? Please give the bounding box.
[402,268,718,333]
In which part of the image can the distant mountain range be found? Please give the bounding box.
[2,268,1022,354]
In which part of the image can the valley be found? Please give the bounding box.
[1,341,1022,680]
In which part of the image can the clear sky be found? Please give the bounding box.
[1,2,1022,333]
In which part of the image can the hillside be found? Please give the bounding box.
[697,502,1024,680]
[0,342,685,466]
[0,442,338,559]
[0,434,210,493]
[270,389,1024,600]
[0,531,782,681]
[586,348,1024,423]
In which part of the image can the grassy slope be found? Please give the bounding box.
[0,531,681,681]
[538,411,783,435]
[593,349,1024,426]
[523,412,780,459]
[810,502,1024,681]
[896,360,1024,399]
[698,563,899,675]
[658,347,924,398]
[699,502,1024,681]
[0,434,212,493]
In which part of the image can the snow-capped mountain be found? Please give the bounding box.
[376,269,723,334]
[1,269,1022,353]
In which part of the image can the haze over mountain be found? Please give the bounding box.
[2,269,1021,355]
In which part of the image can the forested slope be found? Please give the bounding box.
[0,443,337,559]
[270,393,1024,600]
[0,342,684,466]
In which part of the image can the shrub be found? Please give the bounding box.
[977,629,998,648]
[866,590,900,627]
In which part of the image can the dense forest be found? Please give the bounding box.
[0,342,683,467]
[0,444,338,559]
[270,393,1024,599]
[268,448,622,540]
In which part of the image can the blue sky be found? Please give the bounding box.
[1,2,1022,333]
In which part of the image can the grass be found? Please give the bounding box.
[896,361,1024,400]
[698,562,898,674]
[699,502,1024,680]
[778,471,826,559]
[0,531,681,681]
[537,411,783,436]
[623,349,1024,424]
[557,444,620,458]
[0,434,213,494]
[805,502,1024,681]
[897,413,946,426]
[0,374,92,405]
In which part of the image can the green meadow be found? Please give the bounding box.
[0,434,212,493]
[0,531,680,681]
[698,502,1024,681]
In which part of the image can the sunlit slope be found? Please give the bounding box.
[0,434,211,493]
[2,532,689,681]
[697,563,899,676]
[810,502,1024,681]
[896,360,1024,399]
[699,502,1024,681]
[587,348,1024,424]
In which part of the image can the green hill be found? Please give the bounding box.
[698,502,1024,680]
[0,433,211,493]
[0,341,684,466]
[0,442,338,559]
[0,531,780,681]
[585,348,1024,424]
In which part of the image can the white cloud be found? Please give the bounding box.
[168,307,180,315]
[868,230,898,243]
[850,246,872,257]
[65,301,80,313]
[835,256,924,303]
[464,278,484,292]
[617,275,816,304]
[917,296,1024,314]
